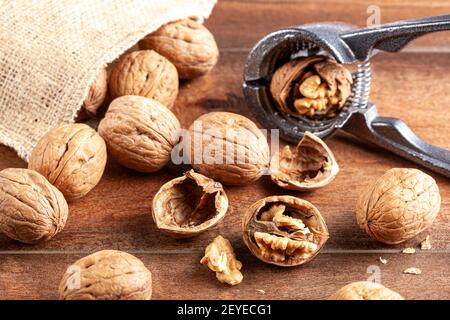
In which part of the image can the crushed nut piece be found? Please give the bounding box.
[403,267,422,275]
[200,236,243,286]
[257,289,266,294]
[420,235,432,250]
[402,247,416,254]
[379,257,388,264]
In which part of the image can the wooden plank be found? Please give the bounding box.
[0,252,448,300]
[0,51,449,254]
[206,0,450,50]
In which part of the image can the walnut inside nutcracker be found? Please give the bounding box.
[270,131,339,191]
[152,170,228,238]
[242,196,328,266]
[270,56,353,117]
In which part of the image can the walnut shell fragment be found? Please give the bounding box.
[29,124,107,201]
[270,131,339,190]
[140,19,219,79]
[0,168,68,244]
[152,170,228,238]
[98,96,181,173]
[187,112,270,185]
[329,281,404,300]
[242,196,328,267]
[59,250,152,300]
[109,50,179,108]
[270,56,353,117]
[200,235,243,286]
[83,68,108,117]
[356,168,441,245]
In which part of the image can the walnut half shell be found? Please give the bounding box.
[270,56,353,117]
[242,196,328,267]
[152,170,228,238]
[270,132,339,191]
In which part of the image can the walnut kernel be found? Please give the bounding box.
[242,195,328,267]
[329,281,404,300]
[200,235,243,286]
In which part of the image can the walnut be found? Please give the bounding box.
[152,170,228,238]
[242,195,328,266]
[186,112,270,185]
[28,124,107,201]
[139,19,219,79]
[83,68,108,117]
[356,168,441,245]
[270,56,353,117]
[98,96,181,173]
[329,282,404,300]
[109,50,178,108]
[200,235,243,286]
[0,168,68,244]
[270,131,339,190]
[59,250,152,300]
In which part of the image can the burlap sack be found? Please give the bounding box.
[0,0,216,161]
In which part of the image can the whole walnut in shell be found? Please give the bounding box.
[186,112,270,185]
[83,68,108,117]
[152,170,228,238]
[242,195,329,267]
[270,56,353,117]
[270,131,339,190]
[356,168,441,245]
[98,96,181,173]
[329,281,404,300]
[28,124,107,201]
[59,250,152,300]
[140,18,219,79]
[0,168,68,244]
[109,50,178,108]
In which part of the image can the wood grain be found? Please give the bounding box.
[0,0,449,300]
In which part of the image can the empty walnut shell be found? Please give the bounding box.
[186,112,270,185]
[270,56,353,117]
[28,123,107,201]
[329,281,404,300]
[109,50,179,108]
[242,195,328,267]
[139,18,219,79]
[0,168,68,244]
[356,168,441,245]
[98,95,181,173]
[83,68,108,117]
[270,132,339,191]
[59,250,152,300]
[152,170,228,238]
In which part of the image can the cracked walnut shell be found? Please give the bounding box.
[356,168,441,245]
[270,131,339,190]
[98,96,181,173]
[28,124,107,201]
[139,19,219,79]
[242,196,328,266]
[0,168,68,244]
[270,56,353,117]
[200,235,243,286]
[186,112,270,185]
[329,281,404,300]
[59,250,152,300]
[152,170,228,238]
[109,50,178,108]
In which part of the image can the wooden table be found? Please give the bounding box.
[0,0,449,300]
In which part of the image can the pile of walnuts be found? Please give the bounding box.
[0,18,443,300]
